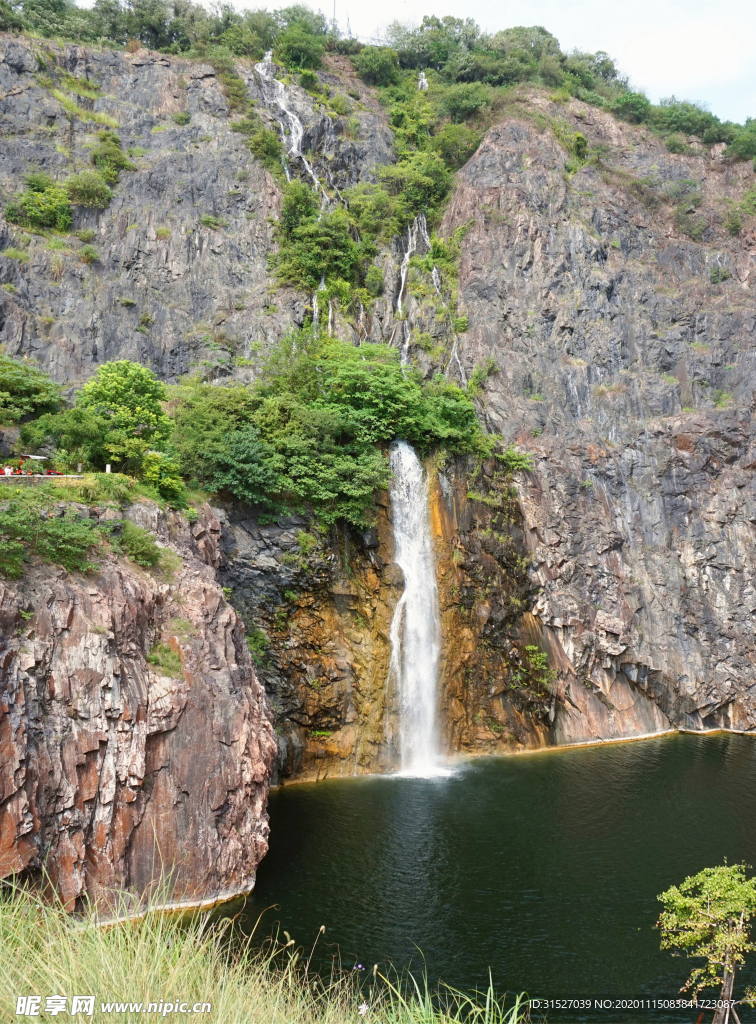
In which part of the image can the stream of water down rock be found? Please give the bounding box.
[387,442,442,774]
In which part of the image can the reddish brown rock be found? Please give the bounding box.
[0,507,276,910]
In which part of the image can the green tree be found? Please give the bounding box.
[0,356,60,424]
[168,379,257,483]
[75,360,170,466]
[353,45,401,86]
[20,407,110,468]
[273,25,325,69]
[658,864,756,1023]
[0,0,24,30]
[378,150,452,219]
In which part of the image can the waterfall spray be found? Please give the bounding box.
[387,441,442,774]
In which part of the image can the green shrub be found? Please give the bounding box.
[441,82,492,123]
[429,122,482,169]
[147,642,182,675]
[89,130,135,183]
[75,228,96,242]
[0,355,60,424]
[378,151,452,219]
[66,170,112,209]
[78,244,99,264]
[674,208,707,241]
[709,266,731,284]
[298,69,321,92]
[272,200,359,291]
[5,172,72,231]
[139,450,187,507]
[0,489,101,578]
[172,111,191,125]
[1,247,28,262]
[499,445,533,473]
[207,51,250,114]
[365,264,384,296]
[77,472,135,505]
[328,93,351,117]
[609,91,651,124]
[199,214,224,229]
[342,181,401,243]
[274,25,325,69]
[353,45,400,86]
[121,520,161,566]
[726,126,756,161]
[665,133,688,153]
[248,127,283,173]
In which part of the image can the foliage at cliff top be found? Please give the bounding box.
[170,329,489,526]
[0,354,61,424]
[0,485,102,577]
[5,2,753,159]
[20,360,185,505]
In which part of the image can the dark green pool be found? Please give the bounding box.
[244,733,756,1022]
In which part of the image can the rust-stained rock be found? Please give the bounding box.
[0,507,276,910]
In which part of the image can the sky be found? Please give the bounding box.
[278,0,756,124]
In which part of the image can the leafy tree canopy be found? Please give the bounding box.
[0,355,61,424]
[658,863,756,1007]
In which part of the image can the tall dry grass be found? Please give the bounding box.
[0,884,529,1024]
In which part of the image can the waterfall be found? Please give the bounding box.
[388,441,442,774]
[395,213,429,320]
[254,51,329,203]
[418,71,429,91]
[399,321,411,366]
[312,273,326,327]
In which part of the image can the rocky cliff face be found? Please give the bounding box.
[0,502,276,908]
[2,33,755,781]
[443,101,756,743]
[0,37,391,382]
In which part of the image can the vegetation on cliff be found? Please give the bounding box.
[0,478,171,577]
[4,2,753,164]
[9,332,488,528]
[0,884,528,1024]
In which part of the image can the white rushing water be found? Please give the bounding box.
[388,441,443,775]
[254,51,329,203]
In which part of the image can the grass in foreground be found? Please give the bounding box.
[0,885,529,1023]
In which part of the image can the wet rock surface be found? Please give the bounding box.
[0,505,276,907]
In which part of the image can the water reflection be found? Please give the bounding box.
[245,735,756,1022]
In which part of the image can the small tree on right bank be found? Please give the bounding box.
[658,864,756,1024]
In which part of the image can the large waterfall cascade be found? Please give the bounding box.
[387,441,444,775]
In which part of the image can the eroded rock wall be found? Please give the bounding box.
[0,504,276,907]
[0,37,392,383]
[442,100,756,742]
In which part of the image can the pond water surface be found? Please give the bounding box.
[244,734,756,1022]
